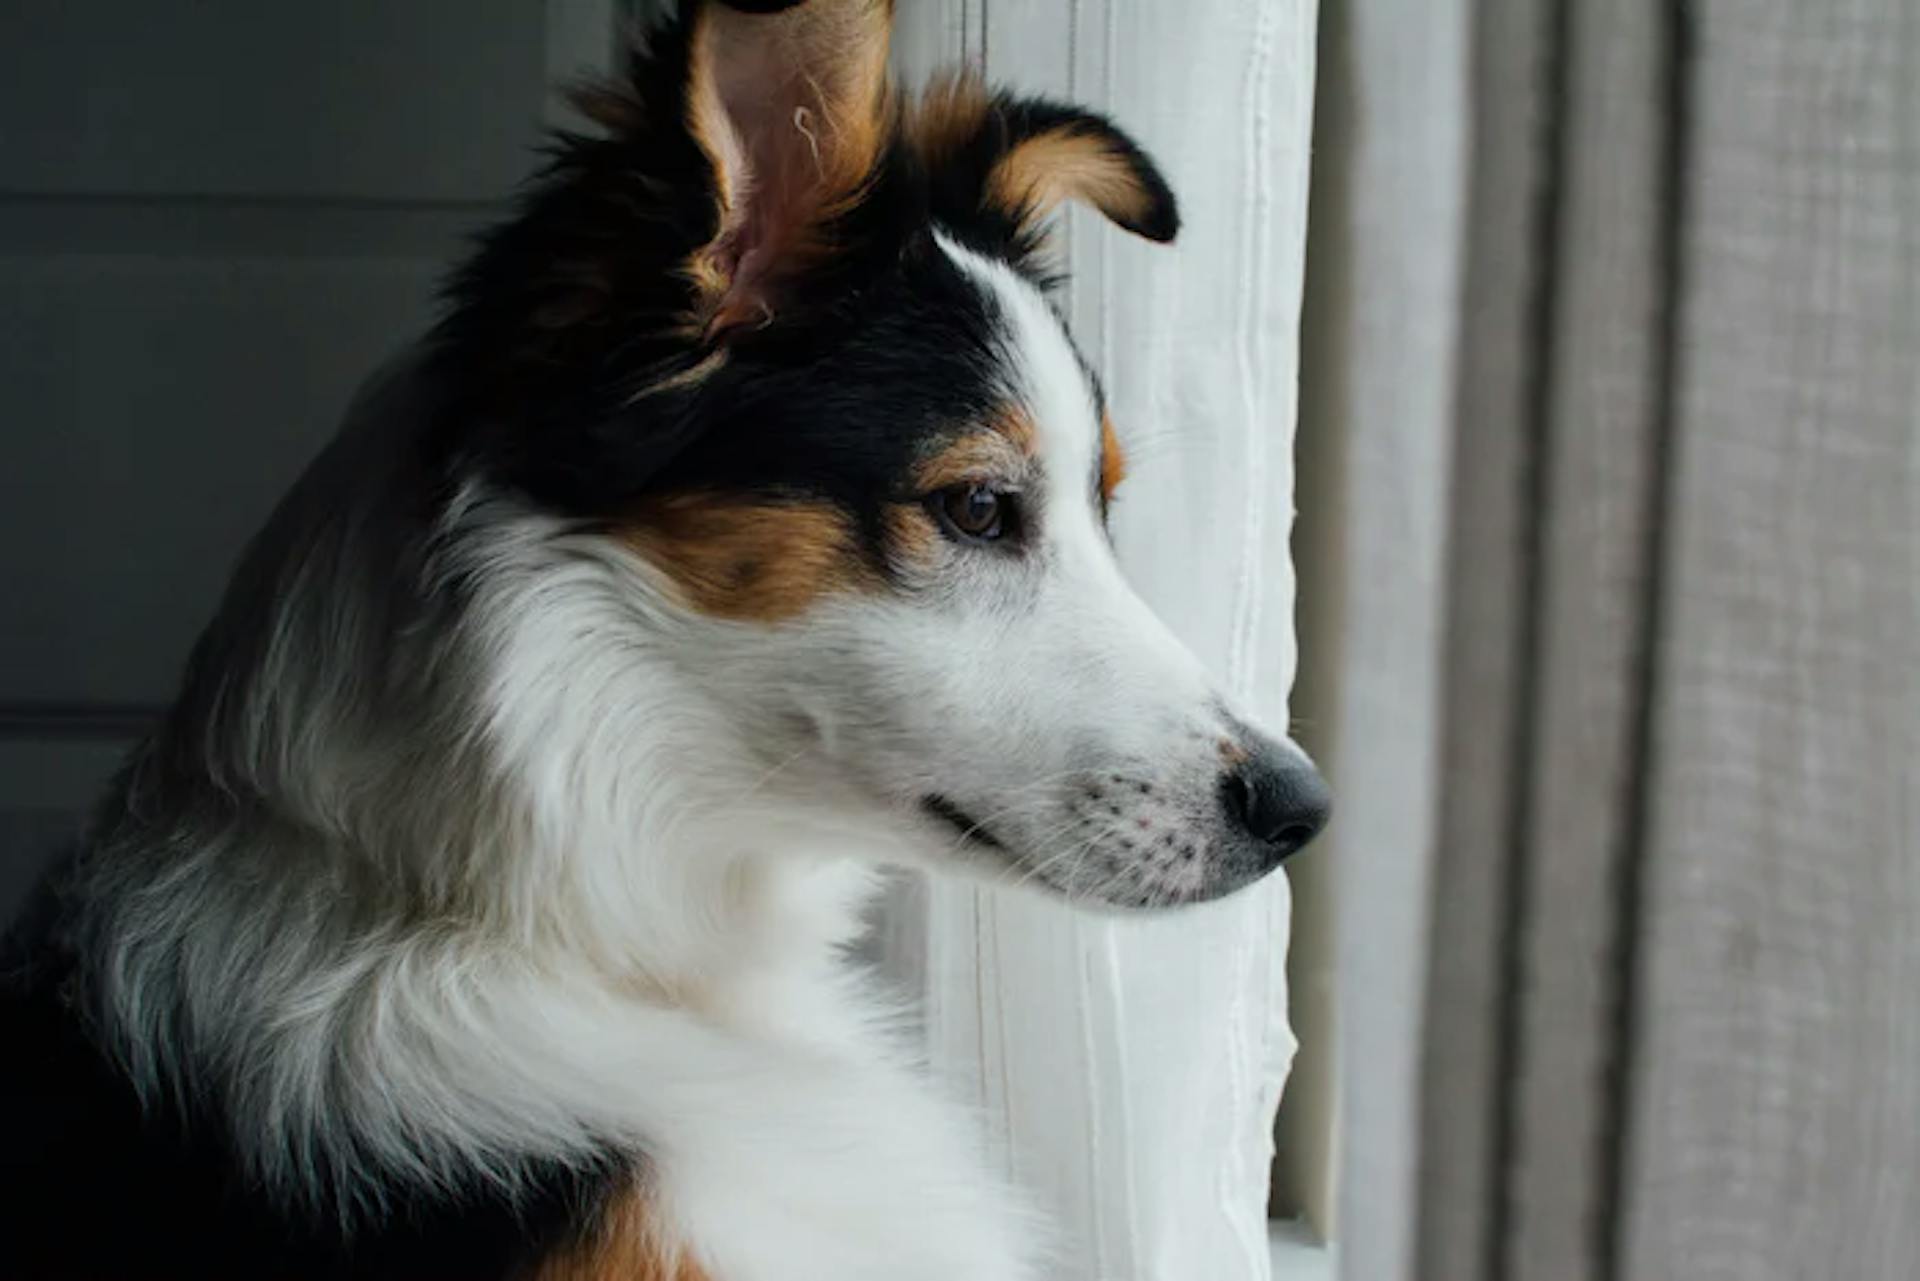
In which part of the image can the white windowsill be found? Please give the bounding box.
[1270,1219,1335,1281]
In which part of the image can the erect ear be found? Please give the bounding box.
[912,73,1180,246]
[684,0,896,338]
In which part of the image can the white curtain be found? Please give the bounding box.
[883,4,1320,1278]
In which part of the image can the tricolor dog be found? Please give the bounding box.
[0,2,1328,1277]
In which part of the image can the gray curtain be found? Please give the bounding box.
[1304,2,1920,1278]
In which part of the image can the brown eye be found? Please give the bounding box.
[934,484,1008,542]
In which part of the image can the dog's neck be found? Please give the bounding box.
[75,680,888,1217]
[449,495,892,1000]
[64,373,900,1214]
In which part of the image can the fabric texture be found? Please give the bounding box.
[1310,2,1920,1278]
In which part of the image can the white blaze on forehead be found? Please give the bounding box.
[935,234,1099,507]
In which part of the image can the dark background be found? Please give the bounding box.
[0,2,612,921]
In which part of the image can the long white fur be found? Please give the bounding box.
[70,242,1290,1280]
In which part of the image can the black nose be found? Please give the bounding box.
[1222,746,1331,864]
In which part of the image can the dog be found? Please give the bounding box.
[0,2,1328,1277]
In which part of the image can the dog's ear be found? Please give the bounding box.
[681,0,896,339]
[912,73,1180,246]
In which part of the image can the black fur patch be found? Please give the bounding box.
[0,903,622,1281]
[426,5,1170,579]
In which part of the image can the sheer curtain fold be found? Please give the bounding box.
[883,5,1320,1279]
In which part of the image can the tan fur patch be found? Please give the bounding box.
[622,349,732,405]
[988,129,1156,232]
[909,72,1158,237]
[907,70,992,168]
[883,503,943,568]
[625,493,873,622]
[684,0,896,336]
[535,1182,707,1281]
[1099,411,1129,503]
[682,18,763,333]
[913,408,1039,491]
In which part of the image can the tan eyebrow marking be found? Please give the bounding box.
[912,405,1039,491]
[1099,410,1128,504]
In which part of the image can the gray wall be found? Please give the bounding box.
[0,2,614,921]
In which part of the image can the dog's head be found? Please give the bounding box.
[439,0,1327,909]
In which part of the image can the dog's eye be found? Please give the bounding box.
[932,484,1010,543]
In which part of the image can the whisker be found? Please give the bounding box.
[998,820,1105,893]
[930,767,1092,857]
[1010,809,1132,896]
